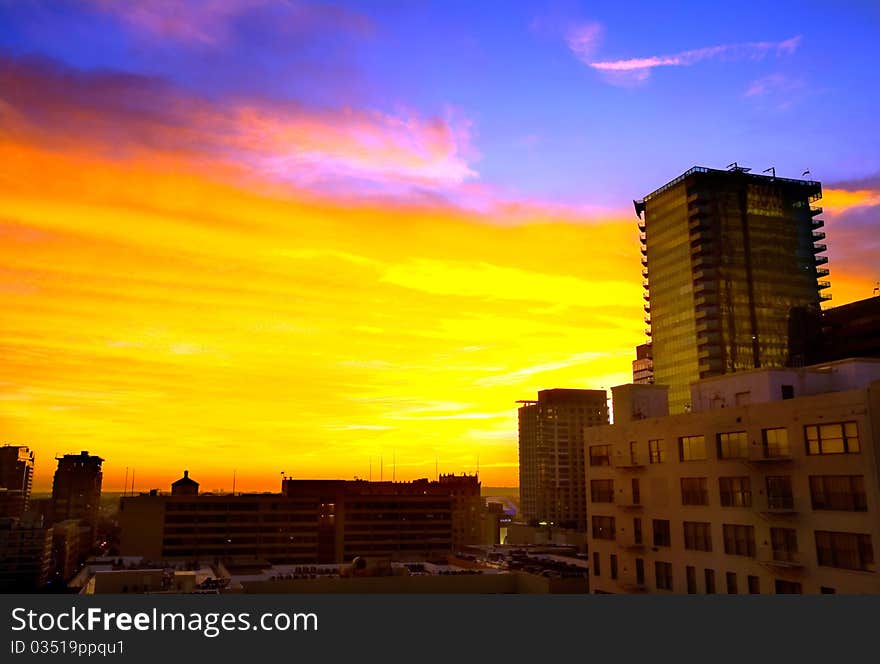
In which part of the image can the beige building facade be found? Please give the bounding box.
[585,359,880,594]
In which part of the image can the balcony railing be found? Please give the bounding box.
[758,546,804,569]
[816,267,830,278]
[815,255,828,266]
[813,243,827,253]
[748,445,792,462]
[818,280,831,290]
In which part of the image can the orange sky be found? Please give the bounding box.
[1,59,877,492]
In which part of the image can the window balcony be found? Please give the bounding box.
[813,243,827,253]
[818,280,831,290]
[812,231,826,241]
[816,267,830,278]
[613,450,645,470]
[814,255,828,266]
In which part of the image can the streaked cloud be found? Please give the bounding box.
[87,0,372,46]
[586,35,802,84]
[0,54,477,195]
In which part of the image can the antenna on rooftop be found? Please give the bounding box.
[123,467,129,497]
[763,167,776,179]
[232,469,236,495]
[803,169,811,177]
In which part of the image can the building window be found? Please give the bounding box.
[775,580,802,594]
[593,552,601,577]
[686,566,697,594]
[820,586,836,594]
[679,435,706,461]
[717,431,748,459]
[591,515,616,540]
[629,441,639,465]
[590,444,612,466]
[649,439,665,464]
[610,554,618,580]
[781,384,794,400]
[766,476,794,510]
[704,569,715,594]
[719,477,752,507]
[681,477,709,506]
[652,519,671,547]
[635,558,645,585]
[815,531,874,571]
[726,572,738,594]
[633,517,642,545]
[762,428,790,457]
[655,561,673,591]
[590,479,614,503]
[631,478,641,505]
[722,524,756,557]
[809,475,867,512]
[805,422,860,455]
[748,575,760,594]
[770,527,799,563]
[683,521,712,552]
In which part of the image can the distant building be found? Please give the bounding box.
[0,445,35,519]
[636,165,829,413]
[0,515,52,591]
[632,343,654,385]
[517,389,609,530]
[788,295,880,367]
[51,451,104,529]
[586,358,880,594]
[120,474,482,564]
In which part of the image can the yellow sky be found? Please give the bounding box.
[0,142,651,490]
[1,123,876,492]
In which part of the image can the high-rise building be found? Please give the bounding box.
[517,389,608,530]
[51,451,104,529]
[585,358,880,594]
[0,445,35,519]
[632,343,654,384]
[636,165,829,413]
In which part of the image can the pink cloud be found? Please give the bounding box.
[566,22,604,63]
[587,35,802,84]
[0,55,477,194]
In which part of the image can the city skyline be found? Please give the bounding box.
[2,1,880,491]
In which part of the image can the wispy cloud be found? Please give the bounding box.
[585,35,802,84]
[566,22,604,62]
[87,0,372,46]
[746,73,794,97]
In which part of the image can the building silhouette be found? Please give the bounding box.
[171,470,199,496]
[0,445,35,519]
[636,165,828,413]
[0,514,52,591]
[788,294,880,367]
[632,343,654,385]
[517,389,608,530]
[585,359,880,594]
[119,473,481,564]
[51,451,104,529]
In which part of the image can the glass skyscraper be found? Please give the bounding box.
[636,166,828,413]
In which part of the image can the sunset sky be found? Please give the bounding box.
[1,1,879,491]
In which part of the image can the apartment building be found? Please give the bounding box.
[585,359,880,594]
